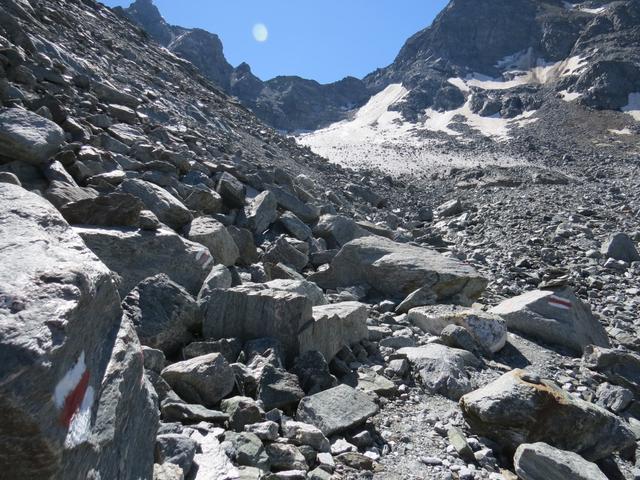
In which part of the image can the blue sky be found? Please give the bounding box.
[101,0,449,84]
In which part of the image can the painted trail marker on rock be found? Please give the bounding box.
[548,295,572,310]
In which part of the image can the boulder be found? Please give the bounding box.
[183,186,223,215]
[296,384,379,436]
[122,274,201,355]
[292,351,338,395]
[185,216,239,267]
[298,302,369,362]
[0,184,130,478]
[119,178,192,230]
[59,192,144,227]
[279,211,312,240]
[244,190,278,233]
[514,442,608,480]
[582,346,640,396]
[160,402,228,424]
[197,264,233,303]
[228,226,260,266]
[408,305,507,353]
[266,184,319,223]
[601,233,640,263]
[216,172,246,208]
[61,315,159,480]
[257,364,305,411]
[398,344,481,400]
[221,396,263,432]
[183,338,242,364]
[202,285,313,360]
[223,432,270,470]
[155,434,197,476]
[76,226,213,296]
[262,236,309,272]
[265,443,307,471]
[283,421,330,452]
[312,214,372,249]
[459,369,636,460]
[490,287,609,353]
[161,353,235,408]
[309,236,487,305]
[435,199,463,217]
[0,107,64,165]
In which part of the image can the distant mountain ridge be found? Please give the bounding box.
[115,0,370,132]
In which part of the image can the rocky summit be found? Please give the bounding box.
[0,0,638,480]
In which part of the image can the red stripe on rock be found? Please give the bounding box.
[60,370,90,428]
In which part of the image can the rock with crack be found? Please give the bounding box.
[490,287,609,354]
[118,178,192,231]
[122,274,201,355]
[0,183,143,478]
[76,226,213,296]
[161,353,235,408]
[312,214,372,249]
[0,107,64,165]
[514,442,608,480]
[243,190,278,234]
[202,285,313,361]
[59,192,144,227]
[398,344,481,400]
[296,384,379,436]
[298,302,369,362]
[582,345,640,397]
[459,369,636,461]
[309,236,487,305]
[262,236,309,272]
[185,216,239,267]
[408,305,507,353]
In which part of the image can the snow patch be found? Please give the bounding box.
[559,90,582,101]
[563,2,613,14]
[622,93,640,121]
[609,128,632,135]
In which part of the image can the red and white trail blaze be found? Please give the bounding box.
[548,295,572,310]
[53,351,95,448]
[195,250,213,269]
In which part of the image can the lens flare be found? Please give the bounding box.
[252,23,268,42]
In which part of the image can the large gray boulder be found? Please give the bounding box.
[59,192,144,227]
[161,353,235,408]
[0,108,64,165]
[122,274,201,355]
[601,233,640,263]
[185,216,239,267]
[459,369,636,461]
[77,226,213,296]
[62,316,159,480]
[309,236,487,305]
[408,305,507,353]
[202,285,313,360]
[490,287,609,353]
[266,184,320,223]
[119,178,192,230]
[582,345,640,396]
[299,302,369,362]
[0,184,156,478]
[514,443,608,480]
[398,344,481,400]
[296,384,379,436]
[244,190,278,234]
[265,279,327,307]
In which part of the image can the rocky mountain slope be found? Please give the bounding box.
[0,0,639,480]
[117,0,371,132]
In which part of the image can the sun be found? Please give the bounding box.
[252,23,268,43]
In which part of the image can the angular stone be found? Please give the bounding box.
[122,274,200,355]
[582,346,640,396]
[221,396,263,432]
[202,285,313,360]
[197,264,233,303]
[296,384,379,436]
[601,233,640,263]
[266,184,319,223]
[490,287,609,353]
[265,443,307,471]
[408,305,507,353]
[257,364,305,411]
[60,192,143,227]
[298,302,369,362]
[399,344,481,400]
[183,338,242,364]
[161,353,235,408]
[223,432,270,470]
[0,107,64,165]
[119,178,192,230]
[183,186,223,215]
[292,351,338,395]
[514,442,608,480]
[279,211,312,241]
[160,402,228,424]
[459,369,636,461]
[309,236,487,305]
[155,434,197,476]
[216,172,246,208]
[263,236,309,272]
[244,190,278,233]
[185,216,239,267]
[244,421,279,441]
[313,214,372,249]
[77,226,212,296]
[283,421,330,452]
